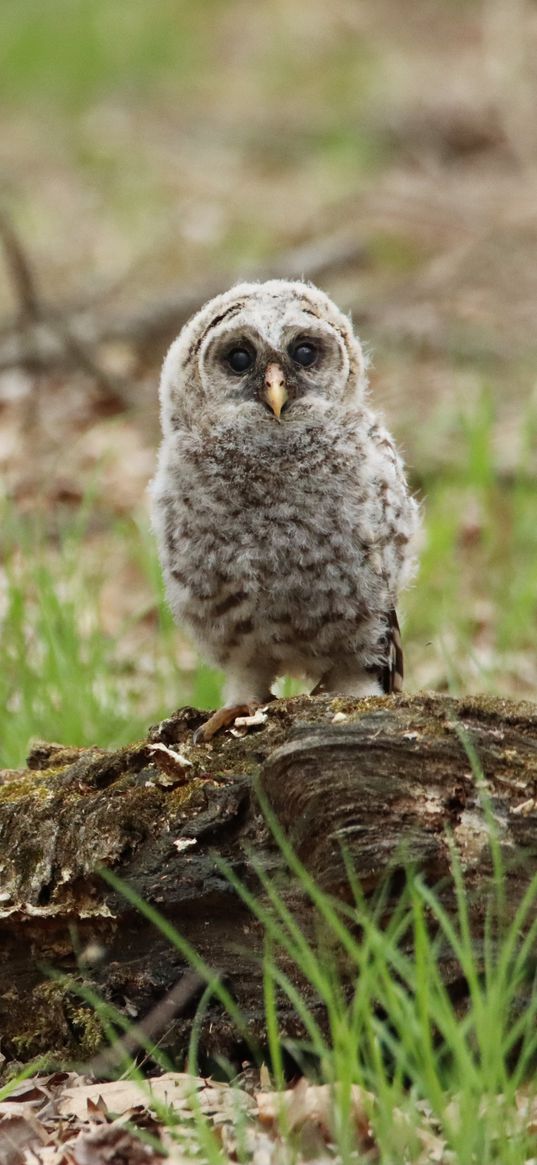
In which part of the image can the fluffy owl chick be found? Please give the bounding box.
[151,279,419,741]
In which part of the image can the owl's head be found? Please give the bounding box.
[159,279,368,431]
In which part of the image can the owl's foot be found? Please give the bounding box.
[193,702,261,744]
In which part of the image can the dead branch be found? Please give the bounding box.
[0,231,369,378]
[0,209,41,325]
[0,208,131,407]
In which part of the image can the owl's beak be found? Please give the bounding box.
[263,363,288,419]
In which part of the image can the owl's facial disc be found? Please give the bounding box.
[201,313,347,420]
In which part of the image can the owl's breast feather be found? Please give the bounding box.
[194,415,359,498]
[153,407,417,672]
[172,420,381,590]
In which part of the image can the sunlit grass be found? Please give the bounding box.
[0,0,220,109]
[0,498,222,768]
[87,773,537,1165]
[404,388,537,694]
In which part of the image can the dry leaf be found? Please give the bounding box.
[256,1078,374,1145]
[71,1122,163,1164]
[147,744,193,784]
[57,1072,250,1124]
[0,1112,49,1164]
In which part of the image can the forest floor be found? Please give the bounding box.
[1,2,537,1160]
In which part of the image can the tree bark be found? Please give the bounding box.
[1,693,537,1074]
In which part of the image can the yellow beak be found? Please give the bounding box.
[263,363,288,419]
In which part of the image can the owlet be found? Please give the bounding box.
[151,280,419,741]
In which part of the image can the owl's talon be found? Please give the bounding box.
[193,703,260,744]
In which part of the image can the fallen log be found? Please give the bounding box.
[1,692,537,1074]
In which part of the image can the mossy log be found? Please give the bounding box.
[1,692,537,1073]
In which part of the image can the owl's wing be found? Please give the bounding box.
[373,608,404,694]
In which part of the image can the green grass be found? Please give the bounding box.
[75,777,537,1165]
[404,387,537,694]
[0,498,222,768]
[0,0,222,110]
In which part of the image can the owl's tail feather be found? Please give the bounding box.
[376,608,404,694]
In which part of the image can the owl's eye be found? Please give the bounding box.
[227,347,254,374]
[291,341,317,367]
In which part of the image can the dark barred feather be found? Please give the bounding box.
[378,608,404,694]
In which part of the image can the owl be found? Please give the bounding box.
[151,279,419,742]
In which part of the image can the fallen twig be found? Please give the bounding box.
[0,209,41,325]
[0,207,132,407]
[85,970,208,1078]
[0,230,369,378]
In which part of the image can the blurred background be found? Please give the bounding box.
[1,0,536,766]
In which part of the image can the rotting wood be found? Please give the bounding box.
[1,692,537,1075]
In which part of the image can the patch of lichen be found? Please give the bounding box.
[7,981,72,1060]
[67,1004,106,1059]
[27,738,149,774]
[0,768,59,803]
[165,778,212,814]
[326,695,385,717]
[4,976,114,1065]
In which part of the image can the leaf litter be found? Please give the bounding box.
[3,1070,537,1165]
